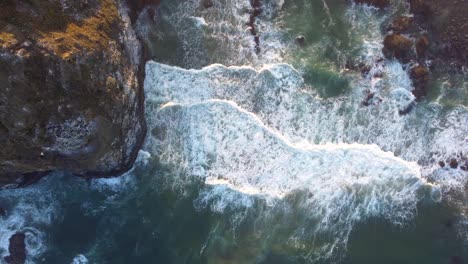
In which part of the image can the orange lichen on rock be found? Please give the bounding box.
[0,31,18,49]
[38,0,121,60]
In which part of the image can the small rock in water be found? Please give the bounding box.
[4,233,26,264]
[439,161,446,167]
[295,35,306,46]
[449,158,459,169]
[201,0,213,8]
[0,207,6,217]
[449,256,464,264]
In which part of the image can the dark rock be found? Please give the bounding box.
[449,256,464,264]
[0,0,147,186]
[382,33,413,61]
[398,101,415,116]
[387,16,412,32]
[439,161,446,168]
[0,207,6,217]
[409,0,432,17]
[449,159,459,169]
[201,0,214,8]
[408,0,468,69]
[416,35,430,57]
[410,65,430,99]
[125,0,161,23]
[296,35,306,46]
[353,0,390,8]
[4,233,26,264]
[362,91,375,107]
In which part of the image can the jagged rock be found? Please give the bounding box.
[4,233,26,264]
[439,161,446,168]
[382,33,413,61]
[387,16,412,32]
[0,0,147,186]
[0,206,6,217]
[353,0,390,8]
[410,65,430,99]
[416,35,430,57]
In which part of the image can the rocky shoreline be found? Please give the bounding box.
[355,0,467,101]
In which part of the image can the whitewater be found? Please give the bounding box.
[0,0,467,263]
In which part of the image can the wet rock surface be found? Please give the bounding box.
[4,233,26,264]
[410,65,430,99]
[382,33,413,62]
[0,0,148,186]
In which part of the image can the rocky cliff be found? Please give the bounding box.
[0,0,147,187]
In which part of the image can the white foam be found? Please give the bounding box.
[72,254,89,264]
[145,61,468,173]
[146,99,432,258]
[144,58,468,258]
[0,176,60,263]
[136,0,286,68]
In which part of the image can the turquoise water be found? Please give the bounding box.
[1,0,468,263]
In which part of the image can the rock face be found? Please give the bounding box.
[4,233,26,264]
[0,0,147,186]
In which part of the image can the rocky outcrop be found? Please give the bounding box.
[382,33,413,62]
[376,0,468,103]
[409,0,468,68]
[0,0,147,186]
[409,65,430,99]
[4,233,26,264]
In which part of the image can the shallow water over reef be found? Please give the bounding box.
[1,0,467,263]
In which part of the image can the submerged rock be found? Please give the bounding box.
[353,0,390,8]
[0,0,147,186]
[201,0,214,8]
[4,233,26,264]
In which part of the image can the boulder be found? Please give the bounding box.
[4,233,26,264]
[382,33,413,61]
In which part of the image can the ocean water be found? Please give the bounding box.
[1,0,467,263]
